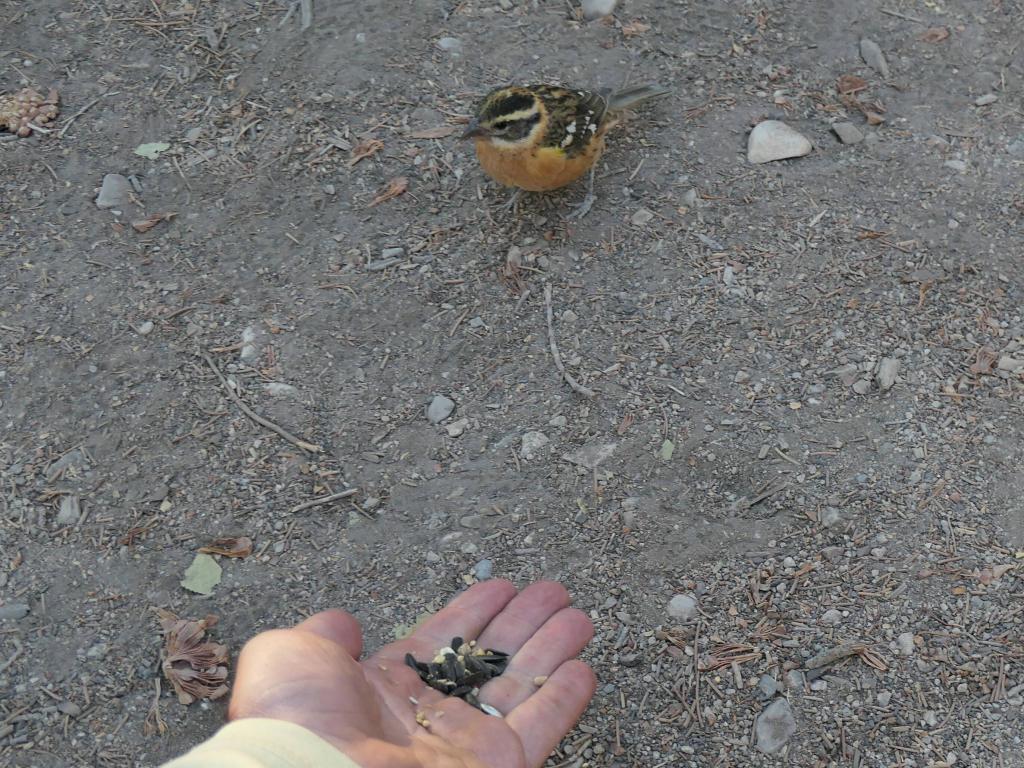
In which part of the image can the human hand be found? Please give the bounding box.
[228,580,596,768]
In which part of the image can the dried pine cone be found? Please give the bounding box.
[1,87,60,137]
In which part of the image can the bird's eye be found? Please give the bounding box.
[493,120,509,131]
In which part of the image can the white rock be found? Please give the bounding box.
[832,121,864,144]
[426,395,456,424]
[562,441,617,470]
[520,431,550,460]
[944,159,967,172]
[897,632,915,656]
[631,207,654,226]
[997,355,1024,372]
[877,690,893,706]
[747,121,812,164]
[859,38,890,78]
[821,608,844,626]
[436,37,462,55]
[137,320,154,336]
[95,173,133,209]
[263,382,299,397]
[975,93,998,106]
[755,698,797,754]
[876,357,899,391]
[57,495,80,526]
[667,594,698,621]
[581,0,617,21]
[821,506,843,528]
[446,418,469,437]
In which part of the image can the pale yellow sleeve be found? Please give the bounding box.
[161,718,362,768]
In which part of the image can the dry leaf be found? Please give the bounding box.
[156,609,230,705]
[348,138,384,167]
[968,346,998,375]
[131,212,176,233]
[920,27,950,43]
[621,19,651,37]
[198,536,253,558]
[369,176,409,207]
[837,75,868,95]
[407,125,457,139]
[977,564,1016,584]
[864,110,886,125]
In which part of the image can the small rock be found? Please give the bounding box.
[877,690,893,706]
[459,514,482,529]
[520,431,550,460]
[561,309,579,323]
[1008,137,1024,156]
[459,541,478,555]
[809,679,828,692]
[859,38,890,78]
[263,382,299,397]
[0,603,30,621]
[747,121,812,164]
[381,246,405,259]
[425,551,441,563]
[619,652,642,667]
[851,378,872,395]
[923,710,938,727]
[667,594,698,621]
[832,121,864,144]
[758,675,779,699]
[897,632,915,656]
[734,370,750,384]
[821,507,843,528]
[426,395,456,424]
[876,357,899,391]
[581,0,617,21]
[681,188,698,206]
[785,670,805,690]
[997,355,1024,373]
[240,326,259,362]
[95,173,133,209]
[548,414,568,428]
[822,545,845,562]
[436,36,462,55]
[472,559,493,580]
[56,701,81,717]
[57,495,80,526]
[631,207,654,227]
[944,159,967,172]
[755,698,797,754]
[86,642,109,659]
[821,608,844,626]
[137,320,154,336]
[974,93,998,106]
[446,418,469,437]
[562,441,617,470]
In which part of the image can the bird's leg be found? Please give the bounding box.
[566,165,597,220]
[500,187,524,213]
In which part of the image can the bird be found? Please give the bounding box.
[461,82,670,218]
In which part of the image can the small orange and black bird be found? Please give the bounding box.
[461,82,670,218]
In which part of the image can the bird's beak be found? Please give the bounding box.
[460,118,486,140]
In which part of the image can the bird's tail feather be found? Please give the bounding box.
[607,83,671,112]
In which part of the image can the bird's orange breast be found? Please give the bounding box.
[474,138,604,192]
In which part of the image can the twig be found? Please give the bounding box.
[201,353,322,453]
[289,488,358,514]
[880,8,926,23]
[57,92,113,138]
[299,0,313,30]
[543,284,595,398]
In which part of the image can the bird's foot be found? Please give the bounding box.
[500,188,524,214]
[566,192,596,220]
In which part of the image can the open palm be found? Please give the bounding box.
[228,580,596,768]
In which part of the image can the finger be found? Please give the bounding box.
[475,581,571,654]
[376,579,518,660]
[504,660,596,768]
[294,609,363,659]
[479,607,593,712]
[413,695,526,766]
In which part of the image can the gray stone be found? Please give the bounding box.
[974,93,998,106]
[877,690,893,706]
[785,670,805,690]
[876,357,899,391]
[426,395,456,424]
[520,431,550,460]
[581,0,617,21]
[57,495,80,526]
[821,608,844,626]
[821,506,843,528]
[897,632,915,656]
[859,38,890,78]
[755,698,797,754]
[445,418,469,437]
[832,121,864,144]
[263,382,299,397]
[95,173,133,209]
[472,558,493,580]
[562,441,617,470]
[944,159,967,172]
[747,121,812,164]
[436,37,462,55]
[1008,137,1024,156]
[631,207,654,227]
[667,593,698,621]
[0,603,30,621]
[758,674,779,699]
[137,320,154,336]
[997,355,1024,373]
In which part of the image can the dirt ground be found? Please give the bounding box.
[2,0,1023,766]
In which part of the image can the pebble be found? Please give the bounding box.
[876,357,899,391]
[0,603,30,621]
[472,559,493,580]
[944,159,967,172]
[852,378,873,395]
[562,441,617,470]
[974,93,998,106]
[520,431,550,460]
[747,121,812,164]
[263,382,299,397]
[426,395,456,424]
[459,515,482,529]
[137,320,155,336]
[997,355,1024,372]
[755,698,797,754]
[1008,137,1024,156]
[666,594,698,621]
[86,642,109,659]
[548,414,568,427]
[832,121,864,144]
[436,37,463,55]
[581,0,617,21]
[631,207,654,227]
[95,173,133,209]
[459,541,479,555]
[821,608,844,626]
[446,418,469,437]
[877,690,893,706]
[425,551,441,563]
[897,632,915,656]
[810,679,828,692]
[758,674,779,699]
[785,670,804,690]
[821,506,843,528]
[859,38,890,78]
[57,495,80,526]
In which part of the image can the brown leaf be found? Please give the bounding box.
[348,138,384,167]
[978,563,1016,584]
[920,26,950,43]
[621,19,651,37]
[156,609,230,705]
[131,212,176,233]
[369,176,408,207]
[407,125,457,139]
[198,536,253,558]
[864,110,886,125]
[969,346,998,375]
[837,74,868,95]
